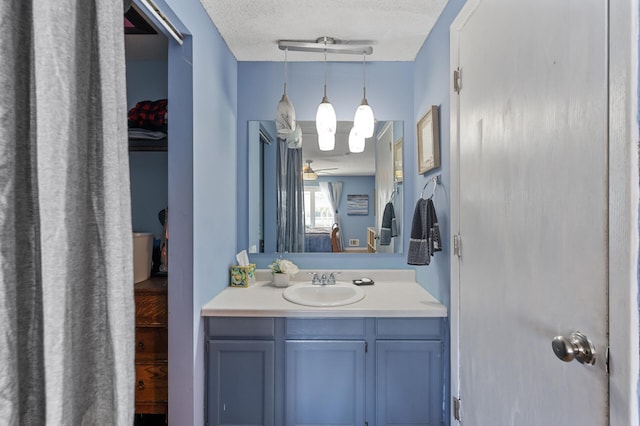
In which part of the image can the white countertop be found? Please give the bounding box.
[201,269,447,318]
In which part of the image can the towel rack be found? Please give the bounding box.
[421,175,440,199]
[389,187,401,202]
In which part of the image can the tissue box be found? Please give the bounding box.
[230,264,256,287]
[133,232,153,283]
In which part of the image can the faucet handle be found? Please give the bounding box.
[308,272,321,285]
[328,272,341,284]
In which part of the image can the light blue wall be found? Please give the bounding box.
[140,1,238,424]
[413,0,467,310]
[125,60,168,108]
[237,61,416,271]
[129,152,168,237]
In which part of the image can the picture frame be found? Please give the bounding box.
[393,138,403,183]
[417,105,440,174]
[347,194,369,216]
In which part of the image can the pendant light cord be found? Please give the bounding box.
[362,53,367,100]
[284,48,288,94]
[323,43,328,98]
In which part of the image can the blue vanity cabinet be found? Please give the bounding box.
[205,317,445,426]
[375,318,444,426]
[206,318,276,426]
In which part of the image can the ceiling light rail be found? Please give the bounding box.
[278,37,373,55]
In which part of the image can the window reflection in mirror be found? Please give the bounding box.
[247,120,403,255]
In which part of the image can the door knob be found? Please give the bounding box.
[551,331,596,365]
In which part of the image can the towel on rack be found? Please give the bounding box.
[407,198,442,265]
[379,202,398,245]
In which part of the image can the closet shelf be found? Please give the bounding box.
[128,138,168,152]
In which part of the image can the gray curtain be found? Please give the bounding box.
[0,0,134,424]
[319,181,343,250]
[276,139,305,252]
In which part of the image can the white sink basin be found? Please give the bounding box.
[283,282,365,307]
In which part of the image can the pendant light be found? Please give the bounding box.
[353,53,374,138]
[318,133,335,152]
[315,38,336,151]
[276,48,296,140]
[348,126,365,153]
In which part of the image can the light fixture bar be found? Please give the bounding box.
[278,39,372,55]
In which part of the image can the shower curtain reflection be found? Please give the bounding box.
[276,138,305,252]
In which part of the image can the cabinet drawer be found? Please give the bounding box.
[135,363,168,403]
[207,317,275,338]
[135,294,167,326]
[135,328,168,362]
[376,318,442,339]
[286,318,365,339]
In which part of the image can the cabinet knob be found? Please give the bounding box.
[136,380,145,390]
[137,341,145,351]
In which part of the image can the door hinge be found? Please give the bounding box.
[605,346,610,375]
[453,67,462,94]
[365,422,369,426]
[453,396,461,422]
[365,342,368,353]
[453,234,462,258]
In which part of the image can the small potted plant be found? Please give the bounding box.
[268,258,299,287]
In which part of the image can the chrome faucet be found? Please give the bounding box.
[310,272,340,285]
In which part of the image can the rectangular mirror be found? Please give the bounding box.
[248,120,403,255]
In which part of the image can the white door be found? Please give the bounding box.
[451,1,609,424]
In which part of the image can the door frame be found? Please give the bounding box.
[449,0,639,424]
[131,0,197,423]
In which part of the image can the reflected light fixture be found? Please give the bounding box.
[302,160,319,180]
[318,132,335,152]
[348,126,365,153]
[275,48,296,140]
[353,53,374,138]
[315,38,336,151]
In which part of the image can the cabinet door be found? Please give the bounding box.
[376,340,442,426]
[285,340,365,426]
[208,340,274,426]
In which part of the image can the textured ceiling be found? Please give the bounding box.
[199,0,449,61]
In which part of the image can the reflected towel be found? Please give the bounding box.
[379,202,398,245]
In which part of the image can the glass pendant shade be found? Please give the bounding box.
[354,100,374,138]
[348,127,365,153]
[276,92,296,138]
[317,132,335,151]
[275,47,296,139]
[316,96,337,137]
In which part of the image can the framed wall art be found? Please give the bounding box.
[417,105,440,174]
[347,194,369,215]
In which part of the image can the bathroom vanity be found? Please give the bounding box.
[201,270,447,426]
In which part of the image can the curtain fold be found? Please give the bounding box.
[1,0,134,423]
[276,139,304,253]
[319,181,343,250]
